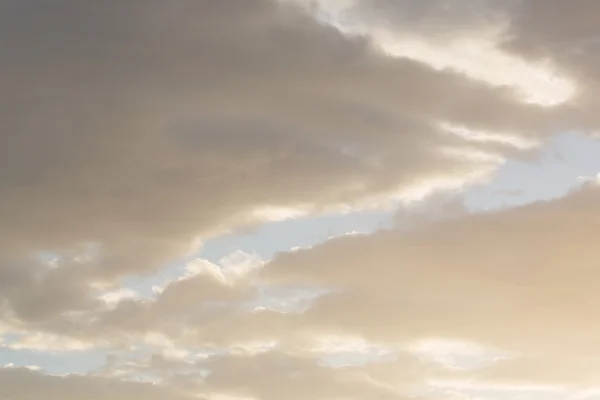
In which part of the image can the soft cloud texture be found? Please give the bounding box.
[2,0,600,399]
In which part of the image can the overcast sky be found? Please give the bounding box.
[2,1,600,399]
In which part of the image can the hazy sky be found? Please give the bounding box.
[2,1,600,399]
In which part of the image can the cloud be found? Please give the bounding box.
[0,366,198,400]
[0,1,571,348]
[0,1,560,247]
[0,0,561,329]
[303,0,576,106]
[253,184,600,375]
[37,184,600,395]
[2,0,600,399]
[201,351,421,400]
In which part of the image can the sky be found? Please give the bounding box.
[3,1,600,399]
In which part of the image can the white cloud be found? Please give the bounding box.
[439,122,540,150]
[8,333,95,352]
[408,338,513,371]
[98,288,140,307]
[183,251,264,285]
[299,0,577,106]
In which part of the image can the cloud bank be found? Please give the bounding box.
[2,0,600,399]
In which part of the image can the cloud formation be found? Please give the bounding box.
[2,0,600,399]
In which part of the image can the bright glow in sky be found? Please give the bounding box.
[300,0,577,106]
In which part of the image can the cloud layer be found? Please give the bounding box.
[2,0,600,399]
